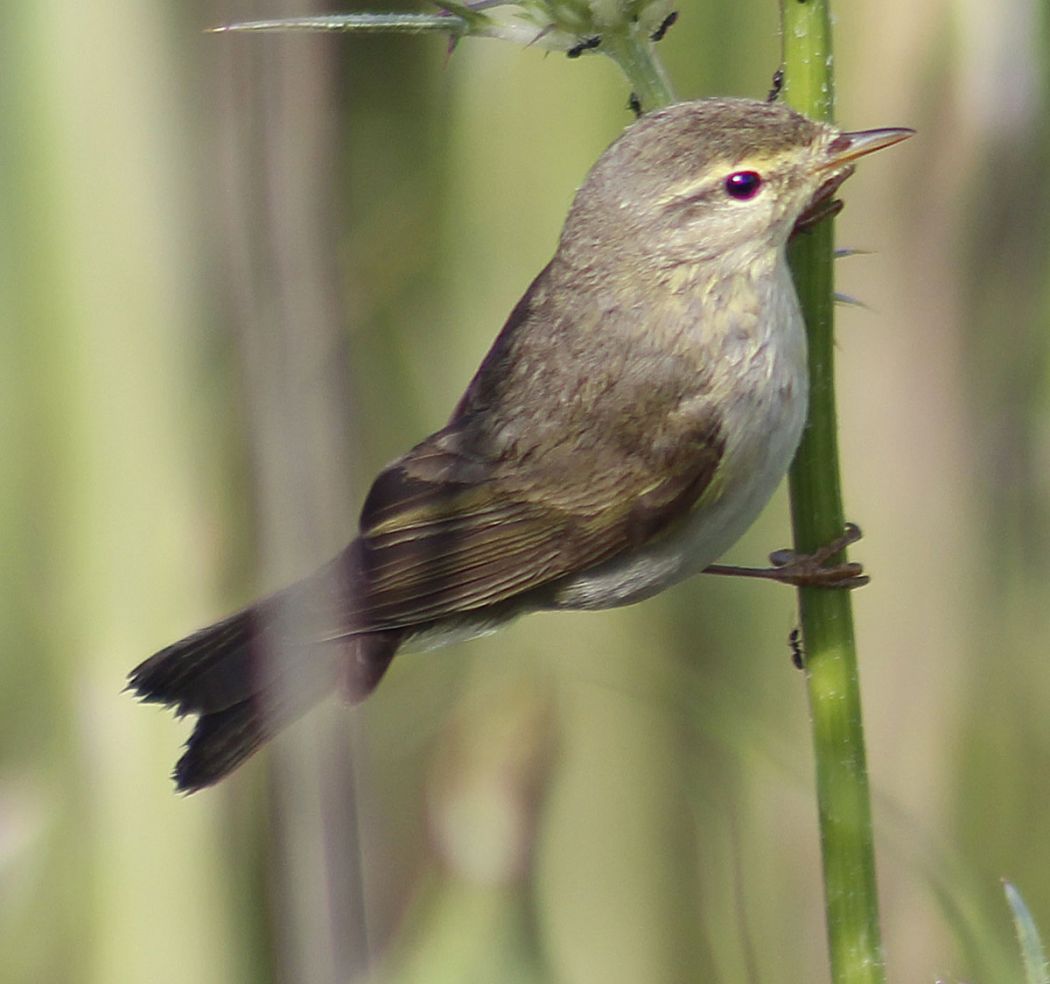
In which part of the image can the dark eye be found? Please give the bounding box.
[724,171,763,200]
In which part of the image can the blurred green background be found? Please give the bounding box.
[3,1,1050,981]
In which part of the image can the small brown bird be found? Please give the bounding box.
[130,98,911,791]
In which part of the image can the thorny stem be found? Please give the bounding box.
[780,2,886,983]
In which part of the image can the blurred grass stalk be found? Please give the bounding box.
[211,16,375,984]
[1,3,243,982]
[780,2,885,983]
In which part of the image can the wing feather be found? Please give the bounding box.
[342,425,721,631]
[333,270,726,633]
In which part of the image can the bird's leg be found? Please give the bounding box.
[704,523,869,589]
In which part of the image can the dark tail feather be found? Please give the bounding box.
[174,700,266,792]
[129,609,258,718]
[129,606,401,793]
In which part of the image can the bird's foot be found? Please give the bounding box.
[705,523,869,589]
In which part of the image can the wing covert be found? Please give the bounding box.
[344,412,723,632]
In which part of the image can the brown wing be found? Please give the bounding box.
[335,261,726,633]
[341,411,724,633]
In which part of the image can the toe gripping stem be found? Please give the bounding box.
[704,523,869,589]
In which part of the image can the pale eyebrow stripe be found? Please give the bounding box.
[652,149,802,208]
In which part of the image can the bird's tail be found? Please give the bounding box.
[129,595,399,792]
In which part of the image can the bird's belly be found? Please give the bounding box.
[549,300,808,611]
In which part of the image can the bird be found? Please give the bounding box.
[129,97,912,791]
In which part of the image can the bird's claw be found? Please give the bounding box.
[766,523,869,589]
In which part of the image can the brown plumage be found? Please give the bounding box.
[130,246,724,789]
[130,98,910,790]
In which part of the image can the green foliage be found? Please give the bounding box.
[5,2,1050,983]
[1006,881,1050,984]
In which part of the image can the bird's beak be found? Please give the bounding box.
[819,126,915,170]
[794,127,913,235]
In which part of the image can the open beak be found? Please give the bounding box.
[794,125,914,236]
[819,126,915,171]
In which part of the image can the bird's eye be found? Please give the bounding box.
[724,171,763,200]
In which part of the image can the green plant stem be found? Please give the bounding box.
[601,26,676,112]
[610,17,884,981]
[780,4,885,984]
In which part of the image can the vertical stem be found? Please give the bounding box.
[781,4,886,984]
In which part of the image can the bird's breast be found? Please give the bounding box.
[550,257,808,610]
